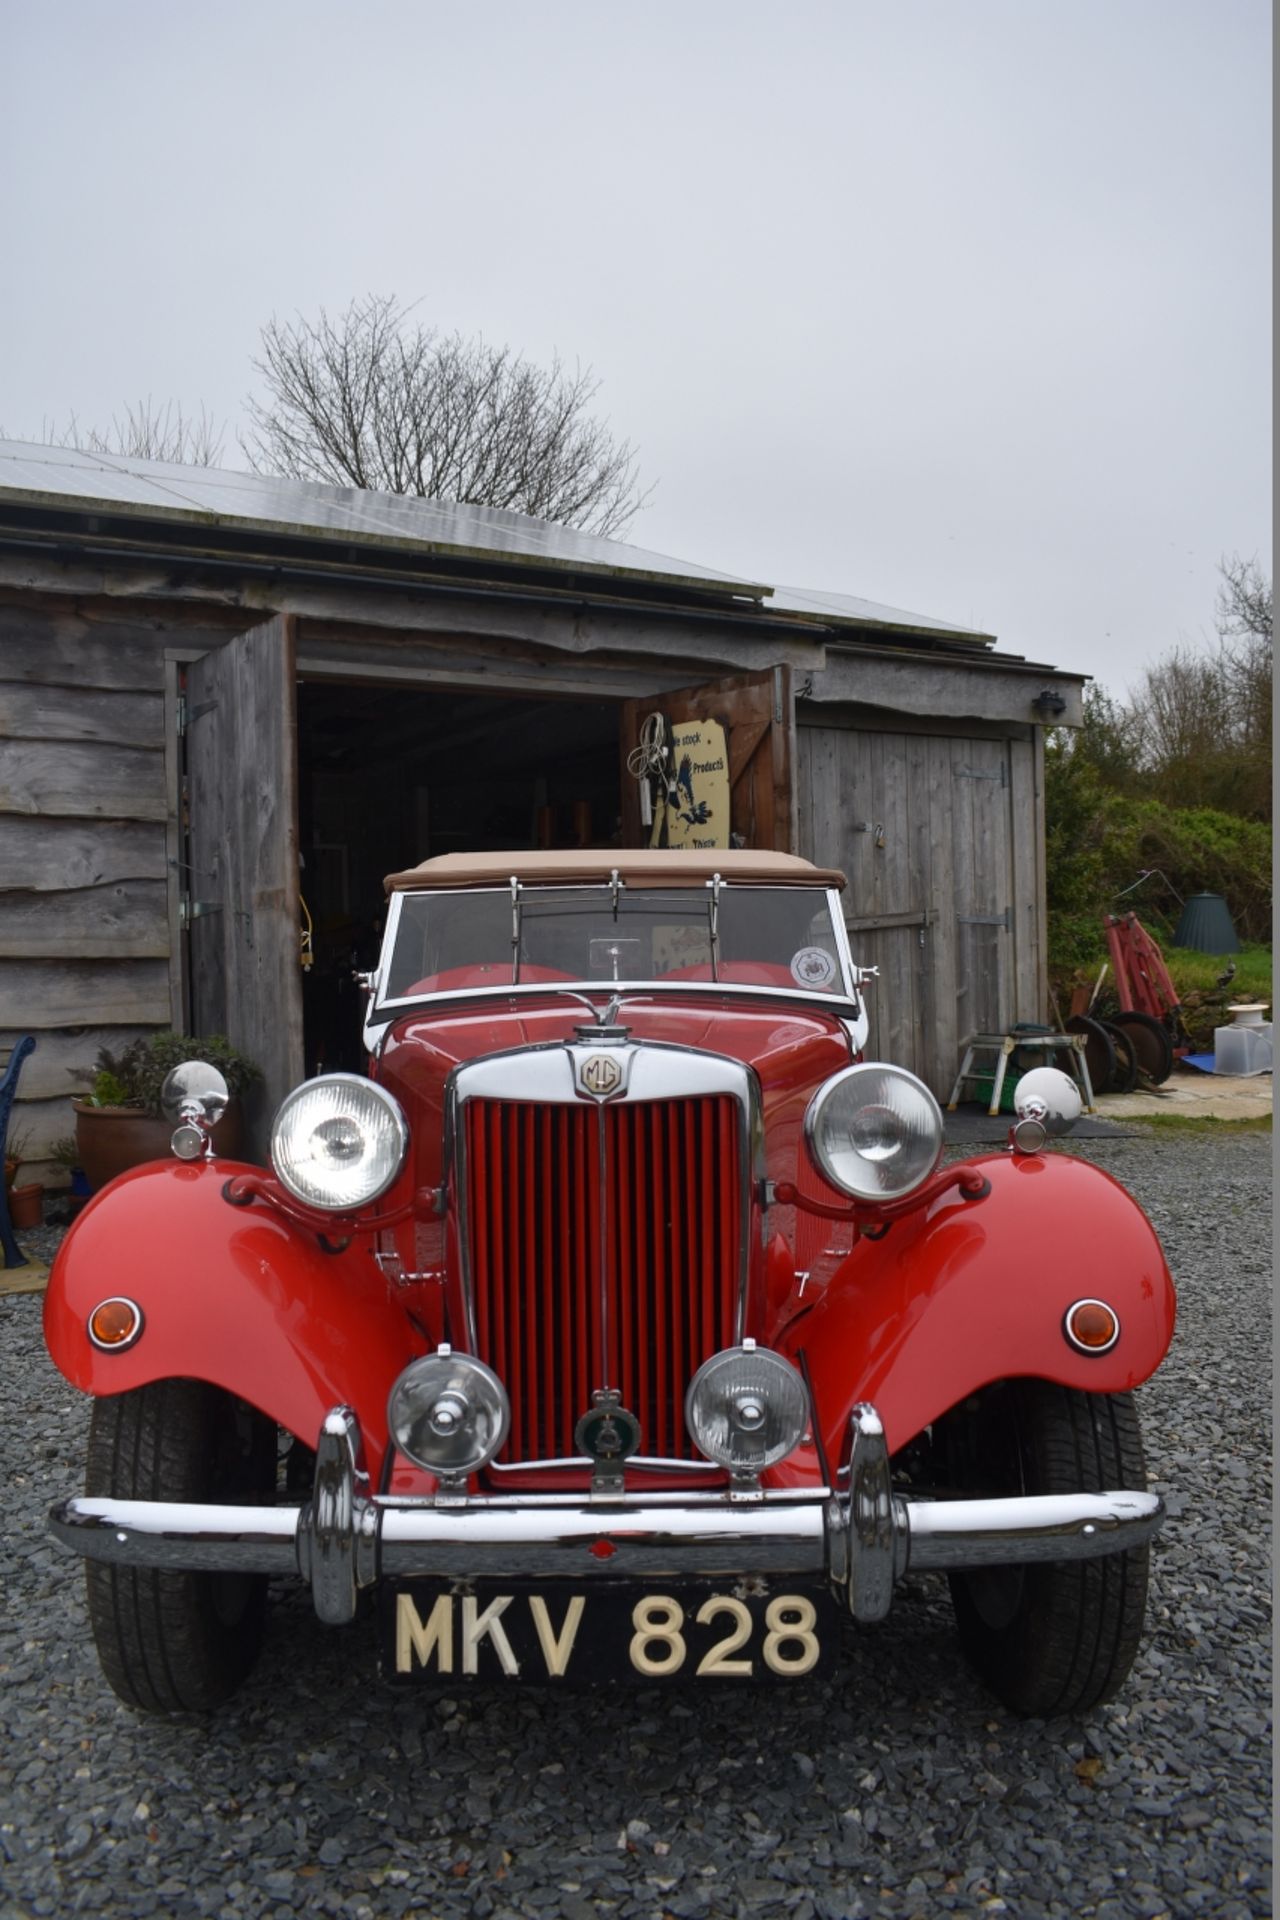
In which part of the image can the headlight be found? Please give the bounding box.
[805,1062,943,1201]
[271,1073,408,1211]
[685,1342,809,1476]
[388,1348,510,1477]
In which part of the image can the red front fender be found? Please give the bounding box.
[43,1161,425,1479]
[788,1150,1176,1463]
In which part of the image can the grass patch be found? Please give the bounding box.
[1130,1111,1273,1135]
[1166,942,1272,1003]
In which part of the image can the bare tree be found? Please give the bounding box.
[1122,555,1272,819]
[241,295,649,537]
[1214,552,1272,757]
[1216,552,1272,648]
[54,399,225,466]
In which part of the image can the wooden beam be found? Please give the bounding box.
[798,702,1035,745]
[0,681,164,748]
[0,960,171,1027]
[0,610,172,693]
[805,652,1084,728]
[0,739,167,820]
[0,816,166,891]
[0,561,828,676]
[0,881,170,958]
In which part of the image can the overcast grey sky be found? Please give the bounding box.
[2,1,1271,690]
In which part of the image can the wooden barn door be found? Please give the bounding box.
[798,722,935,1080]
[183,613,303,1149]
[796,717,1020,1096]
[618,667,795,851]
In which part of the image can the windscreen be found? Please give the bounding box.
[381,886,847,1000]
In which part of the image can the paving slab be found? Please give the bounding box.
[1096,1067,1273,1122]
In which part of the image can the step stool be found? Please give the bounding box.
[948,1030,1096,1117]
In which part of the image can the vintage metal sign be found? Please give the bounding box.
[650,716,730,850]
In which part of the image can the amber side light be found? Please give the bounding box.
[88,1298,143,1351]
[1065,1300,1119,1354]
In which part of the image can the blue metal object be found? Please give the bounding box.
[1,1034,38,1269]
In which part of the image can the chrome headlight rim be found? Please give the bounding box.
[270,1072,409,1212]
[388,1347,511,1478]
[685,1341,810,1475]
[804,1060,945,1202]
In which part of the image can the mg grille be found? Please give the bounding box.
[463,1095,742,1462]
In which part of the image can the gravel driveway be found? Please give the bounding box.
[2,1130,1271,1920]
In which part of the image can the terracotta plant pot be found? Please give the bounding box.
[8,1182,43,1229]
[73,1100,245,1194]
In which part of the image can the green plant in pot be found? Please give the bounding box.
[3,1124,42,1230]
[4,1119,31,1192]
[72,1033,261,1193]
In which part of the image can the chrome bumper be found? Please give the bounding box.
[49,1403,1166,1627]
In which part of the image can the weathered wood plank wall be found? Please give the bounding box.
[796,705,1043,1098]
[0,595,242,1176]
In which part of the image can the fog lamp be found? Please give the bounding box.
[387,1347,509,1478]
[685,1341,808,1476]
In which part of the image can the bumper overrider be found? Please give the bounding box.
[48,1404,1165,1627]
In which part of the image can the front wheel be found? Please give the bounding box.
[940,1381,1151,1716]
[84,1379,277,1712]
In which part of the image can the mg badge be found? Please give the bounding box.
[580,1052,623,1099]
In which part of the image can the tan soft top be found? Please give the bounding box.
[384,848,846,894]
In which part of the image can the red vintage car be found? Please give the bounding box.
[44,850,1175,1714]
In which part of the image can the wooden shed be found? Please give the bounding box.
[0,442,1083,1179]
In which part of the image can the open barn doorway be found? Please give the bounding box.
[295,681,622,1072]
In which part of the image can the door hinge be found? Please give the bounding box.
[179,895,223,931]
[957,909,1010,929]
[956,764,1008,786]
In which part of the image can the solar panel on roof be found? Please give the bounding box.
[0,439,991,643]
[0,439,771,599]
[768,583,993,643]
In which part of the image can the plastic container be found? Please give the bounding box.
[973,1071,1021,1112]
[1213,1023,1273,1076]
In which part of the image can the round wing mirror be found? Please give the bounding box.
[160,1061,231,1127]
[1013,1066,1082,1138]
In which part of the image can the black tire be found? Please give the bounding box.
[940,1381,1150,1716]
[1100,1021,1139,1095]
[1065,1015,1118,1097]
[85,1380,277,1713]
[1109,1011,1174,1087]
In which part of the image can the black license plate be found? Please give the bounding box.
[380,1578,838,1685]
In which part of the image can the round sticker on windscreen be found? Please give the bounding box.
[790,945,837,988]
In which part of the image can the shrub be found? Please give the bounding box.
[1045,737,1273,986]
[74,1033,261,1117]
